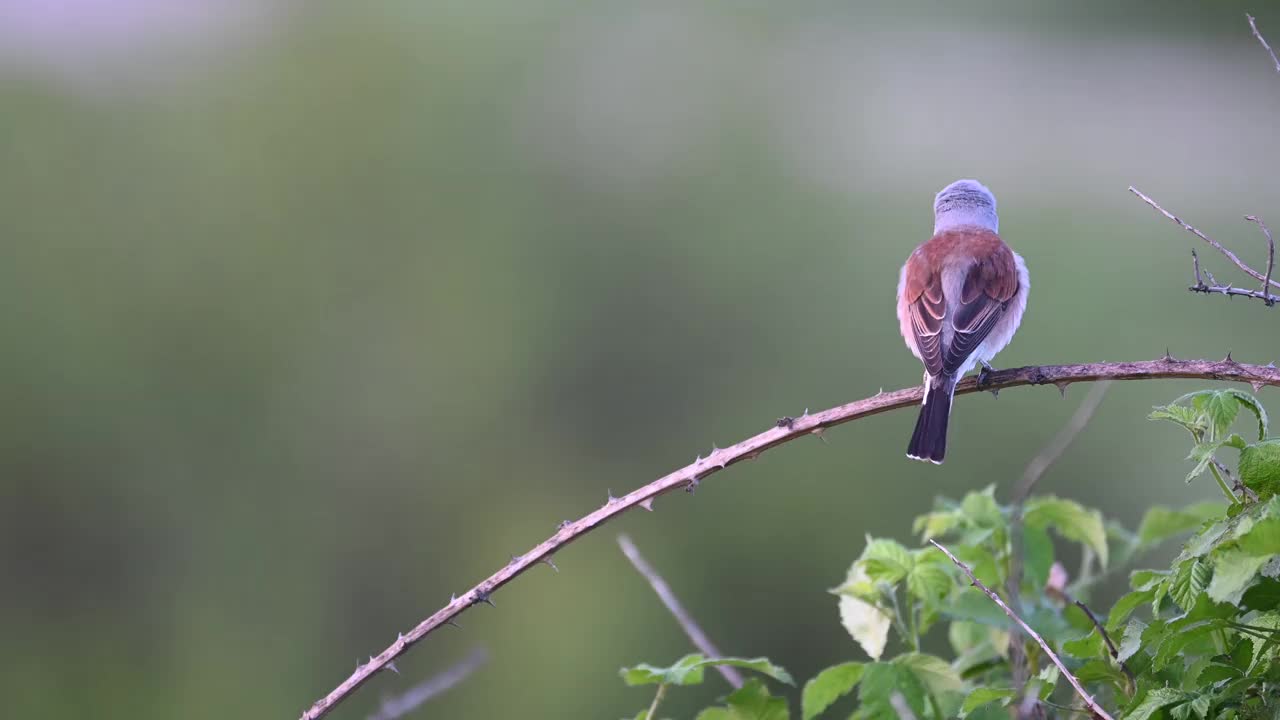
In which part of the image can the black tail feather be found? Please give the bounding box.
[907,376,955,464]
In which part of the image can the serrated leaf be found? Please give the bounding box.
[1225,389,1269,439]
[1118,618,1146,663]
[1169,558,1212,611]
[1204,391,1240,440]
[801,662,864,720]
[961,486,1004,528]
[1240,440,1280,499]
[959,688,1015,717]
[1169,695,1208,720]
[621,655,793,688]
[1125,688,1186,720]
[839,592,890,660]
[1150,403,1205,433]
[694,710,732,720]
[1138,504,1224,546]
[1237,517,1280,556]
[1025,496,1109,568]
[1206,550,1270,605]
[893,652,963,697]
[1179,521,1229,561]
[906,562,952,603]
[1185,442,1220,483]
[1245,611,1280,675]
[622,654,709,686]
[860,538,913,584]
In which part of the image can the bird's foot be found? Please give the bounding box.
[977,361,997,389]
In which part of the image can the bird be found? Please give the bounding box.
[896,179,1029,464]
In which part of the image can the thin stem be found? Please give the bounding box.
[618,535,744,688]
[1130,186,1280,291]
[1248,14,1280,74]
[1208,462,1240,506]
[645,683,668,720]
[300,357,1280,720]
[931,539,1116,720]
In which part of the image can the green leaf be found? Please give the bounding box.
[906,562,952,603]
[1206,550,1270,605]
[1108,589,1155,632]
[1242,578,1280,611]
[620,655,793,687]
[1170,693,1211,720]
[1024,496,1109,567]
[1118,618,1146,663]
[1061,631,1105,659]
[960,485,1004,528]
[1073,659,1129,692]
[801,662,864,720]
[1178,521,1229,561]
[1150,403,1204,433]
[1236,517,1280,556]
[721,679,789,720]
[838,585,891,660]
[893,652,963,697]
[1226,389,1269,439]
[1125,688,1186,720]
[858,662,927,720]
[1168,558,1212,612]
[1240,440,1280,499]
[1138,504,1224,546]
[959,688,1015,717]
[694,710,732,720]
[1204,390,1240,440]
[860,538,913,584]
[1022,524,1054,590]
[1185,442,1220,483]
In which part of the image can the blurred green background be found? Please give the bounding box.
[2,1,1278,718]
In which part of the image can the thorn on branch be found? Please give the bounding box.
[474,590,496,608]
[541,556,559,572]
[685,476,699,493]
[811,427,828,444]
[639,497,655,512]
[776,416,794,429]
[557,520,572,531]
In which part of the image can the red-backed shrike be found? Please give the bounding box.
[897,179,1028,464]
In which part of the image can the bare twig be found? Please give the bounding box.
[300,357,1280,720]
[1249,14,1280,74]
[1129,186,1280,294]
[1247,216,1275,305]
[1071,599,1136,691]
[930,540,1116,720]
[365,648,488,720]
[617,534,744,689]
[1005,382,1111,714]
[1189,283,1280,304]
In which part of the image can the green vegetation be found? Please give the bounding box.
[621,391,1280,718]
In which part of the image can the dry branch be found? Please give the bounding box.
[1250,13,1280,74]
[299,357,1280,720]
[1130,187,1280,306]
[1005,382,1110,714]
[930,540,1116,720]
[618,534,744,688]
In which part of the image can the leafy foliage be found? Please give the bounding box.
[618,391,1280,718]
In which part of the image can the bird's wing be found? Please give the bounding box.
[904,258,946,377]
[941,246,1020,375]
